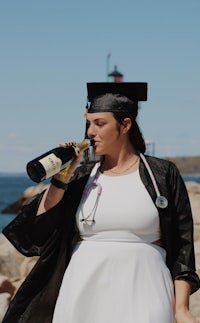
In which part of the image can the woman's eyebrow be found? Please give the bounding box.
[87,118,106,122]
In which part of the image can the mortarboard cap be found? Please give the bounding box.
[86,82,147,115]
[87,82,148,103]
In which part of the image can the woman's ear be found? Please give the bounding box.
[121,118,132,134]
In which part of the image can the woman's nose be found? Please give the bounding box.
[87,124,95,138]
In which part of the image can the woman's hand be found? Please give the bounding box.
[37,142,83,215]
[175,309,200,323]
[54,142,83,183]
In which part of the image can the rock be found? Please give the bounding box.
[0,275,15,296]
[186,182,200,319]
[1,184,49,214]
[19,257,38,283]
[0,235,38,292]
[0,235,25,279]
[190,288,200,319]
[185,181,200,194]
[23,185,48,199]
[0,293,11,322]
[1,196,26,215]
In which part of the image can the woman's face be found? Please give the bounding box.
[86,112,126,156]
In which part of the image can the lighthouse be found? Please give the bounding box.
[108,65,124,83]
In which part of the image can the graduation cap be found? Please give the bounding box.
[87,82,147,102]
[86,82,148,114]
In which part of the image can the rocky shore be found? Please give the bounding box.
[0,182,200,321]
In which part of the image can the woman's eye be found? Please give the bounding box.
[96,122,105,127]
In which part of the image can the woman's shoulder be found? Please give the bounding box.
[142,155,186,195]
[144,155,181,178]
[145,154,177,169]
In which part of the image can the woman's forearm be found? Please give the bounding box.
[174,280,190,313]
[174,280,199,323]
[37,153,83,215]
[37,183,66,215]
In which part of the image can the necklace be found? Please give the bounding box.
[104,156,140,175]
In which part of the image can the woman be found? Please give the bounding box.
[2,82,200,323]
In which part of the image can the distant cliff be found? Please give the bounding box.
[166,156,200,175]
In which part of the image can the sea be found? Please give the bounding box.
[0,173,200,233]
[0,173,38,233]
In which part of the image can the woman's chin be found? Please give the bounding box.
[93,148,103,156]
[93,148,100,155]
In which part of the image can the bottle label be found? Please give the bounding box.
[39,153,62,178]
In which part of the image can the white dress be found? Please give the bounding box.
[53,164,175,323]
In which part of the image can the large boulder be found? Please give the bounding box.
[0,235,38,292]
[0,275,15,296]
[185,182,200,318]
[0,293,11,322]
[1,184,49,214]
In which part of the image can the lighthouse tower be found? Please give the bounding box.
[108,65,124,83]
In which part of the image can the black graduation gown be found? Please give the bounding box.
[2,157,200,322]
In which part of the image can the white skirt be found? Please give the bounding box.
[53,240,175,323]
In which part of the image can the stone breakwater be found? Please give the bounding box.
[185,182,200,319]
[0,182,200,321]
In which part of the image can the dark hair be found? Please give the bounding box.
[113,106,146,154]
[89,93,138,117]
[84,93,146,154]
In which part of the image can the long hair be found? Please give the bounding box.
[84,94,146,161]
[112,102,146,154]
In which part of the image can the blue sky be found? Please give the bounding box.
[0,0,200,172]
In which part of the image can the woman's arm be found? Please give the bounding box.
[37,152,82,215]
[169,162,199,294]
[167,163,200,322]
[175,280,200,323]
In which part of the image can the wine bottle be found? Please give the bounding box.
[26,139,92,183]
